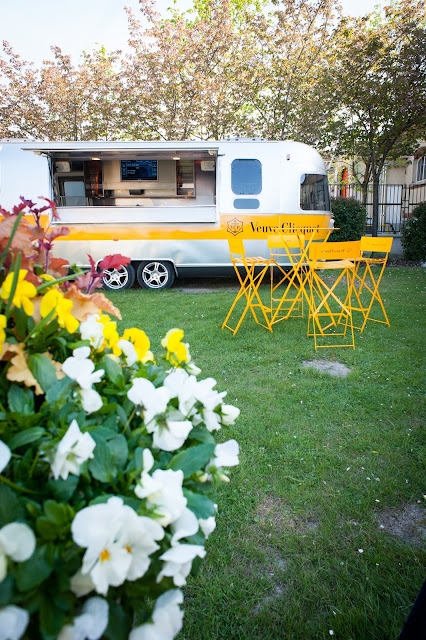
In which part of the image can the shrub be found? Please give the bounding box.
[0,198,240,640]
[329,197,367,241]
[401,201,426,262]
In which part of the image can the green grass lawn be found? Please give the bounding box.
[106,266,425,640]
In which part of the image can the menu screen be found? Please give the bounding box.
[121,160,158,181]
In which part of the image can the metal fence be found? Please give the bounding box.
[329,183,426,234]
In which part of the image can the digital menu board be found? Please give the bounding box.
[121,160,158,181]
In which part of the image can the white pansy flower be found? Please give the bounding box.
[135,456,186,526]
[79,314,105,349]
[79,388,103,414]
[221,404,240,425]
[0,522,36,582]
[163,371,199,416]
[71,497,163,596]
[157,544,206,587]
[149,414,193,452]
[194,377,225,410]
[163,368,190,396]
[129,589,184,640]
[170,508,199,546]
[211,440,239,468]
[198,516,216,539]
[0,440,11,473]
[201,409,221,433]
[50,420,96,481]
[62,348,104,390]
[0,605,29,640]
[127,378,170,424]
[58,597,109,640]
[116,339,138,366]
[70,569,95,597]
[121,511,164,582]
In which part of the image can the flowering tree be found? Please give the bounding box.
[317,0,426,235]
[0,198,240,639]
[0,45,122,140]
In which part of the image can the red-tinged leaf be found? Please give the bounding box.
[0,216,39,256]
[73,272,92,291]
[64,284,121,320]
[19,196,36,209]
[40,197,58,216]
[98,254,131,271]
[45,227,70,243]
[88,254,97,273]
[11,203,26,215]
[47,257,69,278]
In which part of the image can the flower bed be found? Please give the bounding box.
[0,198,240,640]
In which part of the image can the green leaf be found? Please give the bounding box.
[105,601,132,640]
[189,425,216,444]
[0,486,25,527]
[28,353,58,392]
[46,475,79,502]
[44,500,74,527]
[16,545,55,591]
[39,593,65,638]
[7,385,34,415]
[103,355,124,385]
[89,436,116,482]
[108,434,128,469]
[46,377,72,404]
[168,443,215,478]
[8,427,45,450]
[183,488,216,519]
[36,519,57,541]
[116,403,128,426]
[0,575,14,606]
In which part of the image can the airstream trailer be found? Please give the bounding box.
[0,139,332,290]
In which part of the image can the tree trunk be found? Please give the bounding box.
[372,177,380,237]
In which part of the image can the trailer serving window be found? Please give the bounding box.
[300,174,330,211]
[231,159,262,195]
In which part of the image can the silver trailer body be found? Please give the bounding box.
[0,139,332,289]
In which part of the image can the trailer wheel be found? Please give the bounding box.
[102,264,135,290]
[137,261,175,290]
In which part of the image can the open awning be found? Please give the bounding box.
[20,141,219,161]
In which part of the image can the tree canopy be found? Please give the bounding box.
[1,0,425,218]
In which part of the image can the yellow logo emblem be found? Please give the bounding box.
[227,218,244,236]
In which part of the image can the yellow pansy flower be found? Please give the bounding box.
[103,321,121,355]
[122,327,153,363]
[161,328,189,365]
[0,270,37,316]
[161,328,184,352]
[40,288,79,334]
[0,314,7,349]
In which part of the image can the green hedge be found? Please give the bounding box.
[401,201,426,262]
[329,197,367,241]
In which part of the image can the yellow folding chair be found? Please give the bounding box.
[350,236,393,332]
[267,234,307,324]
[222,237,273,335]
[307,240,361,349]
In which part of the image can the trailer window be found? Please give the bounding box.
[300,174,330,211]
[232,159,262,195]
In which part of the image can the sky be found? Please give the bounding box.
[0,0,384,65]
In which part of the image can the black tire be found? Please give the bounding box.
[102,263,136,290]
[137,261,175,290]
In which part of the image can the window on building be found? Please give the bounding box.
[300,174,331,211]
[231,159,262,195]
[416,156,426,182]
